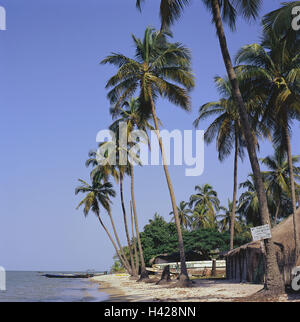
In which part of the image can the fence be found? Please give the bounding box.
[153,260,226,271]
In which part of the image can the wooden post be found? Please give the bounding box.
[156,265,172,285]
[211,259,217,277]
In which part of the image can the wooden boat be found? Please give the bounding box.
[42,273,94,279]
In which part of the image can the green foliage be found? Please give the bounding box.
[140,214,179,265]
[139,214,251,266]
[136,0,262,31]
[110,260,126,274]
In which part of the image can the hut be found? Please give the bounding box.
[225,211,300,285]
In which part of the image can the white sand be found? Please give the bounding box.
[90,274,293,302]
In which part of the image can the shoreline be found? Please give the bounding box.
[90,275,154,302]
[90,274,298,302]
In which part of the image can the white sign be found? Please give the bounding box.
[250,224,272,242]
[0,266,5,291]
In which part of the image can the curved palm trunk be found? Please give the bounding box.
[211,0,284,294]
[96,213,129,272]
[131,200,140,273]
[284,121,300,261]
[274,200,281,227]
[120,177,138,276]
[230,133,239,250]
[149,91,190,286]
[107,209,132,274]
[130,163,149,280]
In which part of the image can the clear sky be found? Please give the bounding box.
[1,0,299,271]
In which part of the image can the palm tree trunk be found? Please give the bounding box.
[274,200,280,227]
[96,213,129,272]
[107,209,132,274]
[230,132,239,250]
[148,90,190,286]
[284,121,300,261]
[211,0,284,294]
[131,200,140,273]
[130,163,149,280]
[120,176,138,276]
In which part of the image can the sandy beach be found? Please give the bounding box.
[90,274,300,302]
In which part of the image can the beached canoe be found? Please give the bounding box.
[42,273,94,279]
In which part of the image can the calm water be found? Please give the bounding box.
[0,271,109,302]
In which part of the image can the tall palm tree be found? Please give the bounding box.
[75,179,131,273]
[130,200,139,274]
[136,0,285,294]
[169,201,192,230]
[85,156,133,274]
[194,75,270,249]
[236,30,300,259]
[101,27,195,286]
[87,148,138,276]
[261,148,300,226]
[263,1,300,41]
[109,98,152,280]
[194,76,251,250]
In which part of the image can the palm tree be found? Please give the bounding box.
[88,150,138,277]
[169,201,192,230]
[109,98,152,280]
[101,27,195,286]
[190,203,214,230]
[194,75,270,249]
[75,178,131,273]
[130,200,139,274]
[217,200,243,235]
[239,176,263,227]
[85,153,132,276]
[236,30,300,259]
[136,0,285,294]
[189,184,220,229]
[263,1,300,41]
[261,148,300,226]
[194,76,253,250]
[238,175,276,228]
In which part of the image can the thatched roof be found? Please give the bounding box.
[225,210,300,284]
[226,209,300,259]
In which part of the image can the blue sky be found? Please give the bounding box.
[0,0,299,271]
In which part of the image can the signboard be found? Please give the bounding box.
[250,224,272,241]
